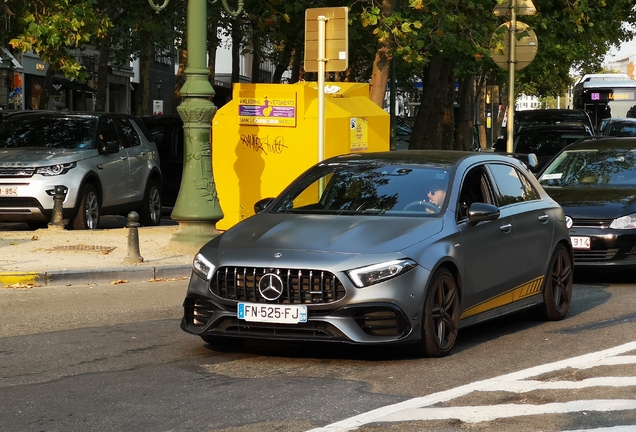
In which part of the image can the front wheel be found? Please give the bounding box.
[139,179,161,226]
[538,244,573,321]
[413,267,460,357]
[70,184,100,230]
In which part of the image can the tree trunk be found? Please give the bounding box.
[231,18,241,83]
[251,23,261,83]
[410,54,453,150]
[455,75,475,151]
[136,41,150,116]
[368,0,397,107]
[272,46,292,83]
[441,62,455,150]
[95,33,111,112]
[290,45,302,83]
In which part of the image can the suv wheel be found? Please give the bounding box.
[71,184,100,230]
[139,179,161,226]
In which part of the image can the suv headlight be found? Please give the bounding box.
[192,253,215,280]
[347,259,417,288]
[609,213,636,229]
[36,162,77,176]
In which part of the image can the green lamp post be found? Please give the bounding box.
[148,0,243,253]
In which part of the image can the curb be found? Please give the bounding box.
[0,265,192,287]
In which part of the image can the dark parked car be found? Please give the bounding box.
[600,118,636,137]
[0,111,162,229]
[514,109,595,131]
[140,115,184,208]
[507,124,594,171]
[538,137,636,270]
[181,150,573,357]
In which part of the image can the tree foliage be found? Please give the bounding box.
[6,0,110,81]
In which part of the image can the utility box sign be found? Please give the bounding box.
[238,92,297,127]
[349,117,368,151]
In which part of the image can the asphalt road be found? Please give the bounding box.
[1,273,635,432]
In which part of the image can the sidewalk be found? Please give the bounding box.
[0,216,198,288]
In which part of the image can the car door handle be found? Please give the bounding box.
[538,214,549,223]
[119,156,128,161]
[500,223,512,233]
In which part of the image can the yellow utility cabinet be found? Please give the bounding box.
[213,82,390,230]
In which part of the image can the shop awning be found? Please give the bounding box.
[52,77,96,96]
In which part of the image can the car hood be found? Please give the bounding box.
[0,148,96,166]
[545,187,636,219]
[215,213,443,255]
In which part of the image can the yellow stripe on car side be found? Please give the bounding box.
[460,276,544,319]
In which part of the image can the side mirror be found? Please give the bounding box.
[254,197,275,214]
[467,202,500,226]
[526,153,539,171]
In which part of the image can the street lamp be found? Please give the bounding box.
[148,0,243,253]
[155,78,162,100]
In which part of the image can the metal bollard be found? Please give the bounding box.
[48,185,68,230]
[123,211,144,264]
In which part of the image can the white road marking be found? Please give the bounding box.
[308,341,636,432]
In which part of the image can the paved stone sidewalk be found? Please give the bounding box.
[0,221,196,287]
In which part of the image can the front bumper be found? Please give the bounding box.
[0,178,78,222]
[180,265,431,345]
[569,227,636,268]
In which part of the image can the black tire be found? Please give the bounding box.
[538,244,573,321]
[70,184,100,230]
[414,267,460,357]
[139,179,162,226]
[201,335,245,347]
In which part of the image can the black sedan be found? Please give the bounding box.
[538,137,636,269]
[181,151,573,357]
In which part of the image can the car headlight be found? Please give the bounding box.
[36,162,77,176]
[347,259,417,288]
[610,214,636,229]
[192,253,215,280]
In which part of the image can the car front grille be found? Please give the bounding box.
[213,317,348,340]
[210,266,346,305]
[0,197,43,209]
[571,218,612,228]
[574,248,619,262]
[0,168,35,178]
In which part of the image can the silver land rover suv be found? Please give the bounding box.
[0,111,163,229]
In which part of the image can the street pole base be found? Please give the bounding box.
[123,256,144,264]
[169,221,221,255]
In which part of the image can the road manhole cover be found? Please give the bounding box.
[48,245,117,253]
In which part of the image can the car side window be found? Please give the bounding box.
[115,118,141,149]
[97,118,120,148]
[488,163,538,206]
[457,165,495,222]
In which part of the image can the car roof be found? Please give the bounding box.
[515,109,590,121]
[323,150,526,169]
[516,124,591,133]
[564,136,636,150]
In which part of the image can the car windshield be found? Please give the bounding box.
[514,132,587,156]
[270,161,451,216]
[606,121,636,137]
[539,148,636,187]
[0,116,97,149]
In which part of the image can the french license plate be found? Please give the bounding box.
[238,302,307,324]
[0,187,18,196]
[571,236,591,250]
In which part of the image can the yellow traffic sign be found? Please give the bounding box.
[304,7,349,72]
[493,0,537,16]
